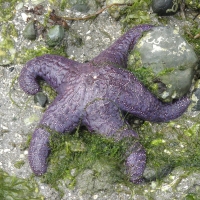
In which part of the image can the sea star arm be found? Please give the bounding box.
[117,82,190,122]
[125,142,146,183]
[19,54,81,95]
[106,67,190,122]
[83,99,138,139]
[28,128,50,175]
[82,99,145,183]
[29,94,82,175]
[91,24,153,68]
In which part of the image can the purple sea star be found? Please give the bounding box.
[19,24,190,183]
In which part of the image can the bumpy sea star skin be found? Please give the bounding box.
[19,24,190,183]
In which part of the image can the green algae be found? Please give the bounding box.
[126,41,163,98]
[166,0,180,14]
[184,25,200,58]
[0,169,44,200]
[0,23,18,65]
[139,114,200,179]
[127,61,176,101]
[0,0,20,22]
[127,65,159,94]
[14,160,25,169]
[118,113,200,198]
[41,128,132,194]
[60,0,71,11]
[119,0,151,31]
[185,193,199,200]
[185,0,200,9]
[1,23,18,38]
[40,81,57,104]
[17,46,67,64]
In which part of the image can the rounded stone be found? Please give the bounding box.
[9,67,14,72]
[45,25,65,47]
[34,92,48,107]
[23,21,37,40]
[128,26,198,102]
[152,0,180,15]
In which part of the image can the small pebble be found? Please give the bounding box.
[23,20,37,40]
[45,25,65,47]
[21,13,29,21]
[34,92,48,107]
[9,67,14,72]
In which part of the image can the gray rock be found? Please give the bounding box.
[75,160,119,194]
[34,92,48,107]
[45,25,65,47]
[23,20,37,40]
[128,26,198,102]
